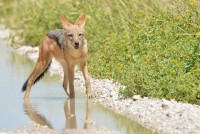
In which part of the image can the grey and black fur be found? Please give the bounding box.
[47,29,66,50]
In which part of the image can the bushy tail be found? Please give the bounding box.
[22,60,52,92]
[22,79,29,92]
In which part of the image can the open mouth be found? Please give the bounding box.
[74,46,79,49]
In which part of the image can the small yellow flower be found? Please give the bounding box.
[196,32,200,37]
[99,45,103,49]
[123,34,129,39]
[117,63,123,69]
[138,11,144,17]
[188,50,193,56]
[172,58,178,63]
[138,28,145,34]
[170,70,176,75]
[192,68,200,72]
[109,32,115,37]
[152,44,157,48]
[175,16,182,21]
[145,59,151,65]
[189,0,197,6]
[114,42,119,45]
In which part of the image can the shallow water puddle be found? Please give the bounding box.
[0,43,155,134]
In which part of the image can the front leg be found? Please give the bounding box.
[68,64,75,98]
[81,62,92,98]
[63,68,70,96]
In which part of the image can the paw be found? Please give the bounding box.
[87,93,94,99]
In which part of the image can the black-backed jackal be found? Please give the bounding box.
[22,15,92,99]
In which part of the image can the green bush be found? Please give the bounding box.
[0,0,199,104]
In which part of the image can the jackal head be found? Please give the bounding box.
[60,15,87,49]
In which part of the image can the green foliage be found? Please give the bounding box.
[0,0,199,104]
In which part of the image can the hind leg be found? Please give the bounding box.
[24,38,52,99]
[24,58,52,99]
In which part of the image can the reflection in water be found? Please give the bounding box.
[24,99,92,130]
[64,99,77,129]
[95,105,156,134]
[64,99,92,129]
[24,99,53,129]
[83,99,92,129]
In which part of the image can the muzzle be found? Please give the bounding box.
[74,42,79,49]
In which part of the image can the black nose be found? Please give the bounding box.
[75,42,79,47]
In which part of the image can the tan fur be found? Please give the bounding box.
[23,15,92,99]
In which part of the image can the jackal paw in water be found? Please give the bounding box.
[87,93,94,99]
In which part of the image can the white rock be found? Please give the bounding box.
[132,95,141,101]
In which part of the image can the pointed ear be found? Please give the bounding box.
[60,15,72,29]
[75,14,87,28]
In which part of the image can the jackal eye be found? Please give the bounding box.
[68,34,73,38]
[79,33,83,37]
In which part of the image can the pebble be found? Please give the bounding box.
[132,95,141,101]
[0,25,10,40]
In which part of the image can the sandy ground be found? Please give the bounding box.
[0,121,119,134]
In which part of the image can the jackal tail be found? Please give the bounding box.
[22,60,52,92]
